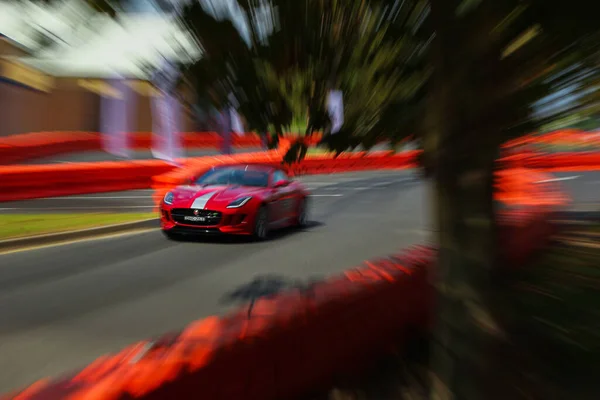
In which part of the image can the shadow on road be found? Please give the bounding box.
[269,220,325,240]
[176,220,325,245]
[220,274,324,317]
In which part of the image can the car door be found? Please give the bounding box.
[271,169,297,221]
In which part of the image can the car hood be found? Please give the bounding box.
[169,185,266,208]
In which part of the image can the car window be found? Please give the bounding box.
[195,167,269,187]
[272,170,289,184]
[238,170,269,187]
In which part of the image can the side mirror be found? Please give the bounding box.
[273,179,290,188]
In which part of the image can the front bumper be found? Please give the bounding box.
[159,206,255,235]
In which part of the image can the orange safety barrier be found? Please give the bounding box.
[499,150,600,171]
[285,150,420,176]
[521,152,600,171]
[494,167,563,267]
[495,168,571,207]
[503,129,600,148]
[0,132,101,164]
[0,132,323,165]
[5,145,596,203]
[0,140,295,202]
[0,160,176,202]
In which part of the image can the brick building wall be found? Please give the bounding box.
[0,38,195,137]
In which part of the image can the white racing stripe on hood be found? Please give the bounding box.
[190,191,218,209]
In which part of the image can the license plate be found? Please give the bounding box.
[184,216,206,222]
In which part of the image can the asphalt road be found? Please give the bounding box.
[550,171,600,210]
[0,170,430,392]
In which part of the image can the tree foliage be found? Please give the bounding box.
[36,0,599,150]
[173,0,431,159]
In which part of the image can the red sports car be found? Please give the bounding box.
[159,164,311,240]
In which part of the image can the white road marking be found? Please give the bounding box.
[395,229,430,236]
[309,180,415,191]
[536,175,580,183]
[298,181,346,185]
[304,183,339,190]
[371,181,394,187]
[300,177,375,184]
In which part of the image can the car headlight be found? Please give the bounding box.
[226,196,252,208]
[163,191,174,205]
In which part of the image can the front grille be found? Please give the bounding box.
[171,208,222,226]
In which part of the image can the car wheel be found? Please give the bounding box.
[296,197,309,228]
[253,205,270,240]
[162,230,182,241]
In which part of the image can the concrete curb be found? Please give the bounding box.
[0,218,159,253]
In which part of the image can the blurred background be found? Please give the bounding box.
[1,1,600,399]
[0,0,201,136]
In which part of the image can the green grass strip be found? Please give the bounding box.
[0,213,156,240]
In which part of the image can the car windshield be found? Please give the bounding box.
[195,167,270,187]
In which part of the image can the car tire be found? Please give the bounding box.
[296,197,309,228]
[253,205,270,241]
[162,230,182,241]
